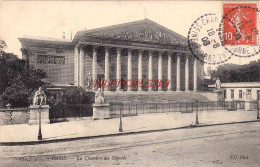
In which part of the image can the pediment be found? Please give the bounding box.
[78,19,187,45]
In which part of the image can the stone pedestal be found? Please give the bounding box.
[93,103,110,120]
[213,89,224,101]
[245,100,257,111]
[29,105,50,125]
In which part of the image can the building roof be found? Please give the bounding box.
[73,19,188,45]
[19,19,191,52]
[18,36,73,49]
[208,82,260,88]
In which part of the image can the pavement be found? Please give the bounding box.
[0,110,259,145]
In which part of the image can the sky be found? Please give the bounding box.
[0,1,259,69]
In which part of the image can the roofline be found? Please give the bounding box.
[18,36,72,45]
[208,82,260,88]
[73,18,187,43]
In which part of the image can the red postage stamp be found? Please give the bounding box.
[223,3,257,45]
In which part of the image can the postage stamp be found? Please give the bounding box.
[219,2,260,58]
[222,3,257,45]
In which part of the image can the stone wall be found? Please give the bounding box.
[0,108,29,126]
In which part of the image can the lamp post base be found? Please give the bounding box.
[38,130,42,140]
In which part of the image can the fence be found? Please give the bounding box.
[49,103,93,120]
[109,101,257,117]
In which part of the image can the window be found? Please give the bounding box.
[239,90,243,99]
[231,90,234,99]
[257,90,260,100]
[224,90,226,99]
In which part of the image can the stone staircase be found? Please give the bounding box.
[104,91,218,104]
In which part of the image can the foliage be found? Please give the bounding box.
[2,77,31,107]
[0,41,46,107]
[61,87,95,105]
[211,60,260,82]
[0,40,7,54]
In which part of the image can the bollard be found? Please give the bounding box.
[38,105,42,140]
[119,104,123,132]
[195,100,199,125]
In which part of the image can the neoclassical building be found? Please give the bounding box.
[19,19,204,93]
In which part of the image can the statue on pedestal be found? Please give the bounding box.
[215,78,221,90]
[33,87,47,105]
[85,72,93,91]
[95,88,105,104]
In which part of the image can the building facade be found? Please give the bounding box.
[209,82,260,101]
[19,19,204,92]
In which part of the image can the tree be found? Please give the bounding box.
[0,40,7,54]
[211,60,260,82]
[2,77,31,107]
[61,87,95,105]
[0,41,46,107]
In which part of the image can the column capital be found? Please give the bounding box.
[167,51,173,55]
[176,52,182,57]
[138,49,145,54]
[158,50,164,55]
[78,44,85,50]
[127,48,133,54]
[92,45,99,51]
[104,46,110,54]
[149,50,155,55]
[116,47,122,54]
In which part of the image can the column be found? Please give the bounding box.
[138,50,143,91]
[176,53,181,91]
[185,55,190,91]
[92,45,98,91]
[127,48,132,91]
[74,46,79,86]
[116,47,122,91]
[193,58,198,91]
[79,46,85,87]
[158,51,163,91]
[167,52,172,91]
[104,46,110,91]
[148,50,153,91]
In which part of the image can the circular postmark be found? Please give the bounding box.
[188,13,232,65]
[219,4,260,58]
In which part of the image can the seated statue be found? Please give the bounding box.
[95,88,105,104]
[33,87,47,105]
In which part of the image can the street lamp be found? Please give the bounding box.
[38,105,42,140]
[257,100,260,120]
[119,104,123,132]
[195,100,199,125]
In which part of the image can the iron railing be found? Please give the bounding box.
[109,101,253,117]
[50,103,93,120]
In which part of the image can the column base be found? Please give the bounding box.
[193,89,198,92]
[185,89,191,92]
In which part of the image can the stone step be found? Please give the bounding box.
[103,91,214,104]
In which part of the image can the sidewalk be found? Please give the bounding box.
[0,110,259,145]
